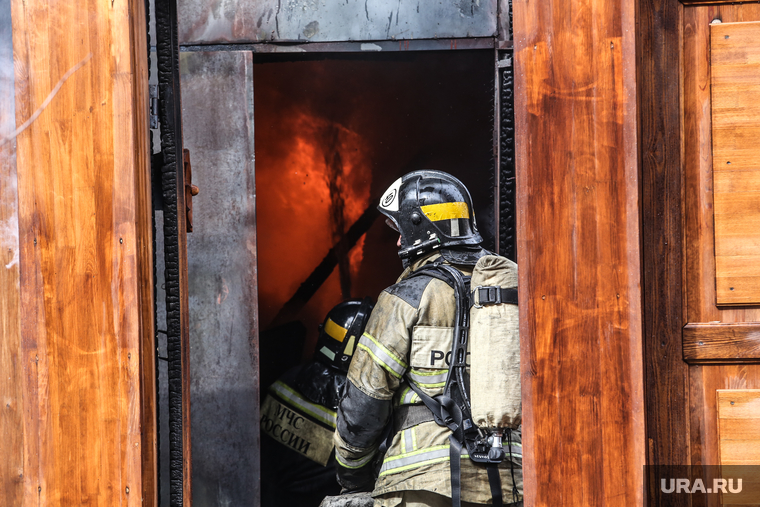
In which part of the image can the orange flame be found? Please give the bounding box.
[256,110,372,351]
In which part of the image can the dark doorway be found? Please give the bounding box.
[253,50,497,383]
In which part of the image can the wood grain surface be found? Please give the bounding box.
[8,0,153,505]
[684,323,760,362]
[691,371,760,507]
[683,9,760,506]
[691,366,760,463]
[513,0,644,504]
[684,4,760,323]
[0,0,22,504]
[711,21,760,305]
[641,4,691,507]
[717,390,760,465]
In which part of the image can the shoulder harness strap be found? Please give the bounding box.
[404,262,508,507]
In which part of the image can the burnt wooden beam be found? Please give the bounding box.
[155,0,192,503]
[498,47,516,262]
[268,204,380,329]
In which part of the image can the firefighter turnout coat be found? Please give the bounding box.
[261,366,342,506]
[335,249,523,504]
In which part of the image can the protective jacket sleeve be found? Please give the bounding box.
[334,287,418,492]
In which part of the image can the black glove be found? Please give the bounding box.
[336,463,375,494]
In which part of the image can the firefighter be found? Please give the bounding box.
[261,299,374,507]
[334,171,523,507]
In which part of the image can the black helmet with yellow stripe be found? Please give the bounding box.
[378,170,482,263]
[315,298,374,372]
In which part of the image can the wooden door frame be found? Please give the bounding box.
[638,0,689,483]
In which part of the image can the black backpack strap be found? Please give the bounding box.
[471,286,518,307]
[486,464,504,507]
[404,379,455,431]
[393,404,435,431]
[449,435,463,507]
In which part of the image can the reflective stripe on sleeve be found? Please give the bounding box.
[335,450,376,470]
[400,387,420,405]
[270,381,337,428]
[357,332,408,379]
[402,428,416,454]
[407,368,448,388]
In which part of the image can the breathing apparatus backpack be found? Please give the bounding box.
[404,254,520,507]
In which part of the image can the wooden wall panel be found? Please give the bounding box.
[0,0,22,504]
[689,367,760,507]
[682,10,760,507]
[711,22,760,306]
[692,370,760,468]
[7,0,153,505]
[513,0,644,505]
[683,0,760,325]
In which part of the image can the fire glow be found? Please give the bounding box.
[256,110,372,340]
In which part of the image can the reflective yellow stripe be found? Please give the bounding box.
[408,368,447,388]
[270,381,337,428]
[357,332,408,378]
[420,202,469,222]
[324,318,348,342]
[336,450,376,470]
[379,444,450,476]
[344,335,357,356]
[400,386,420,405]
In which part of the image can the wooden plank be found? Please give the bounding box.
[690,366,721,499]
[514,0,644,505]
[683,0,755,4]
[684,323,760,362]
[154,0,192,501]
[684,5,720,325]
[683,4,760,326]
[688,367,760,507]
[641,1,692,506]
[718,417,760,440]
[719,441,760,462]
[717,389,760,419]
[10,0,151,504]
[0,0,22,503]
[711,21,760,305]
[127,0,158,503]
[718,390,760,472]
[690,367,760,507]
